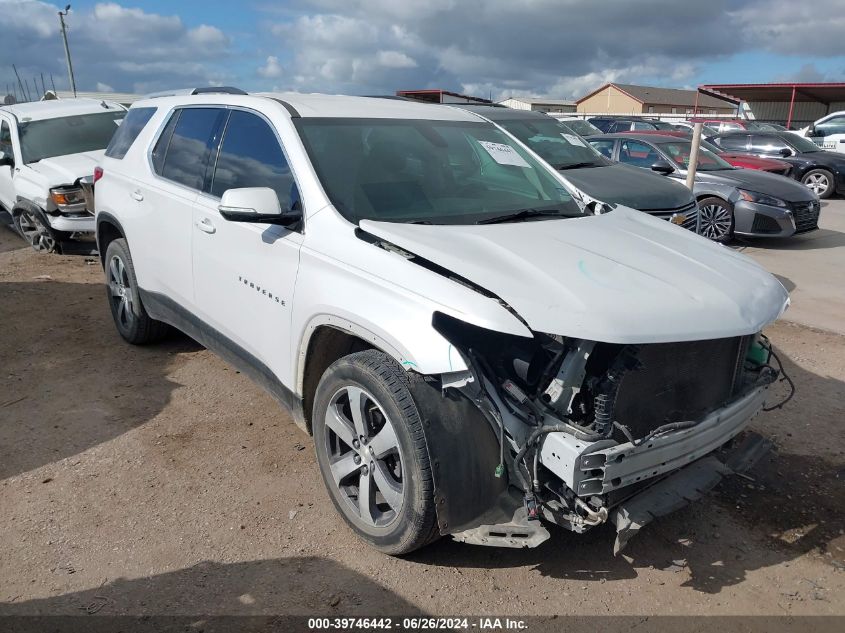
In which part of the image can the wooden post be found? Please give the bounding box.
[686,123,703,191]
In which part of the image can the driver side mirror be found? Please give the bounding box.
[218,187,302,228]
[650,159,675,175]
[0,150,13,167]
[779,148,792,157]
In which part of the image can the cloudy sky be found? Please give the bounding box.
[2,0,845,100]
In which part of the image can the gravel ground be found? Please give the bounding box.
[0,222,843,622]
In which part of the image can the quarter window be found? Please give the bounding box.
[211,111,295,209]
[106,107,156,159]
[589,139,615,159]
[157,108,225,190]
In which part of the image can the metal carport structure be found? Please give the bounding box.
[698,83,845,128]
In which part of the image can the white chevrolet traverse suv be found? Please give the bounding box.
[95,90,790,555]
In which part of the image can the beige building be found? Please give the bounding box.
[576,83,736,115]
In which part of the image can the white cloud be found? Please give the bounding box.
[96,82,114,92]
[376,50,418,69]
[258,56,284,79]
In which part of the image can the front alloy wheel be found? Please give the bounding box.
[15,208,58,253]
[313,350,439,554]
[324,385,405,527]
[698,197,734,242]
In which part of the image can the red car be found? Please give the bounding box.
[631,130,792,176]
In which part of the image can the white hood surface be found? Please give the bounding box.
[28,150,105,186]
[361,206,788,344]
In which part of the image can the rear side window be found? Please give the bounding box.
[210,110,296,209]
[105,107,156,159]
[715,135,749,151]
[749,134,789,154]
[156,107,225,190]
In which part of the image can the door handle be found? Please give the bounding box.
[196,217,216,234]
[130,190,144,202]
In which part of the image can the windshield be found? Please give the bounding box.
[496,117,609,169]
[660,141,734,171]
[559,119,602,137]
[19,111,124,164]
[296,118,581,225]
[785,133,822,153]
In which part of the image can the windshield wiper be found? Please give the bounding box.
[477,208,575,225]
[555,161,601,170]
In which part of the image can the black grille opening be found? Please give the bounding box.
[605,337,748,440]
[751,213,782,234]
[792,201,820,234]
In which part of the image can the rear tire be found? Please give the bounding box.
[104,238,169,345]
[697,197,734,243]
[312,350,439,555]
[801,168,834,199]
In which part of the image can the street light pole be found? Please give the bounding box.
[58,5,77,97]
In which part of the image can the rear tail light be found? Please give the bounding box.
[93,166,103,183]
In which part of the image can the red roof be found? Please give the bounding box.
[699,83,845,103]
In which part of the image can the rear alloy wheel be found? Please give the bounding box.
[14,208,60,253]
[698,197,734,243]
[313,350,439,555]
[801,169,834,199]
[104,238,169,345]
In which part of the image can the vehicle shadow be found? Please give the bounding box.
[0,281,200,480]
[410,343,845,594]
[0,556,422,616]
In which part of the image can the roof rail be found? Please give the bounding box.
[191,86,248,96]
[143,86,248,99]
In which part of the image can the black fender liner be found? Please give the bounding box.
[408,377,516,535]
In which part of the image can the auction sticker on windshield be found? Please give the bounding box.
[561,133,586,147]
[477,141,531,167]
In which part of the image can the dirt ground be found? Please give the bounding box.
[1,222,844,622]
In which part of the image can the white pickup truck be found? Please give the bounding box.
[0,98,125,252]
[795,111,845,154]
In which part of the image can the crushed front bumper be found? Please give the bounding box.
[540,386,768,497]
[611,431,772,553]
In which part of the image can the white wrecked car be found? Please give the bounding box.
[94,91,790,554]
[0,98,125,252]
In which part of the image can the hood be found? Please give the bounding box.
[27,150,105,186]
[696,167,815,202]
[561,163,693,211]
[360,206,788,344]
[719,153,790,171]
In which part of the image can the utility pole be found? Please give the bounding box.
[58,5,77,97]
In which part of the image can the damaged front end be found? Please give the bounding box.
[424,312,782,553]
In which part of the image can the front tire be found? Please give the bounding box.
[801,168,834,199]
[312,350,439,555]
[104,238,169,345]
[12,205,67,253]
[698,197,734,243]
